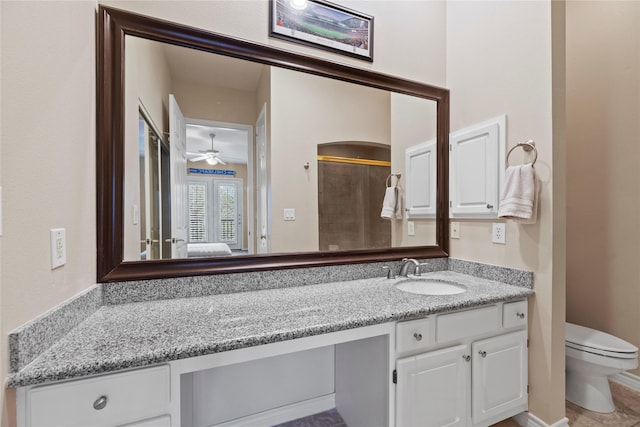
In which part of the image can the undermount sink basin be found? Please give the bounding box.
[395,278,468,296]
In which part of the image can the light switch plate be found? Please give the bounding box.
[407,221,415,236]
[50,228,67,269]
[284,208,296,221]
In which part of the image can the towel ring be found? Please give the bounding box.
[386,173,402,188]
[506,140,537,167]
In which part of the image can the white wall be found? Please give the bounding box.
[446,1,566,424]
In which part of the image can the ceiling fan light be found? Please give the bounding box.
[206,157,218,166]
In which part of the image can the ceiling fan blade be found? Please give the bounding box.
[215,157,227,165]
[189,155,208,162]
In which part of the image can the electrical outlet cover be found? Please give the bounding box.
[451,222,460,239]
[492,223,506,244]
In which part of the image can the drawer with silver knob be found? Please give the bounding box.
[27,365,170,427]
[396,317,435,354]
[503,300,528,329]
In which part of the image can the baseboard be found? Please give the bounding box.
[514,412,569,427]
[211,394,335,427]
[611,372,640,392]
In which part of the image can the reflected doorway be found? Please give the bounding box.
[138,107,171,260]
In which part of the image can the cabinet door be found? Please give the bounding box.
[471,330,527,424]
[450,116,505,218]
[396,344,468,427]
[405,140,436,218]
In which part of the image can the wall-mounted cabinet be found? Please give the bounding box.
[449,116,506,218]
[405,140,437,218]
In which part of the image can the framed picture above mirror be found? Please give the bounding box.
[269,0,374,61]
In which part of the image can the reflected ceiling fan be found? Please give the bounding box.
[187,133,226,165]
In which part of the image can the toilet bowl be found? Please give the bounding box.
[565,322,638,413]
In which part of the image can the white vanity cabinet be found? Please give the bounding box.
[394,300,528,427]
[20,365,171,427]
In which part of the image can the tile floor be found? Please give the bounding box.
[275,381,640,427]
[492,381,640,427]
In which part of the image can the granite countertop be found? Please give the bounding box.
[7,271,533,388]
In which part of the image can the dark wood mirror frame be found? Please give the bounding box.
[97,5,449,283]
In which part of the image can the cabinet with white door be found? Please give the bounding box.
[394,300,528,427]
[449,116,506,218]
[405,140,437,218]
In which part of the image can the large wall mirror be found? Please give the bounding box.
[97,5,449,282]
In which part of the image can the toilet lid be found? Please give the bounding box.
[566,322,638,354]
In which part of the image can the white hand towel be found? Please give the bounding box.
[381,186,402,220]
[498,164,539,224]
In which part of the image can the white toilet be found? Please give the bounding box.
[565,322,638,413]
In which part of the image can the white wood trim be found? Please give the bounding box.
[513,412,569,427]
[209,394,335,427]
[611,372,640,392]
[171,322,395,375]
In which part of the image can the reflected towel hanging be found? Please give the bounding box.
[498,164,539,224]
[381,186,402,220]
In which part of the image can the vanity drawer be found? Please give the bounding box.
[503,300,528,329]
[396,317,435,353]
[28,365,170,427]
[436,305,499,343]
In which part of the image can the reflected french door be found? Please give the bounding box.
[188,178,243,250]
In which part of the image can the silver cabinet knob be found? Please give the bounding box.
[487,204,494,209]
[93,395,108,410]
[479,351,487,358]
[517,312,525,319]
[413,332,422,341]
[462,355,471,362]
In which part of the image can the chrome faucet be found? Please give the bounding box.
[398,258,420,277]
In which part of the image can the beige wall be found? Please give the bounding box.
[124,35,173,260]
[566,0,640,376]
[446,1,566,424]
[173,80,258,126]
[1,2,98,425]
[269,67,391,253]
[390,94,438,247]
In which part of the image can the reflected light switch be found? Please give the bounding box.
[408,221,415,236]
[284,208,296,221]
[133,204,140,225]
